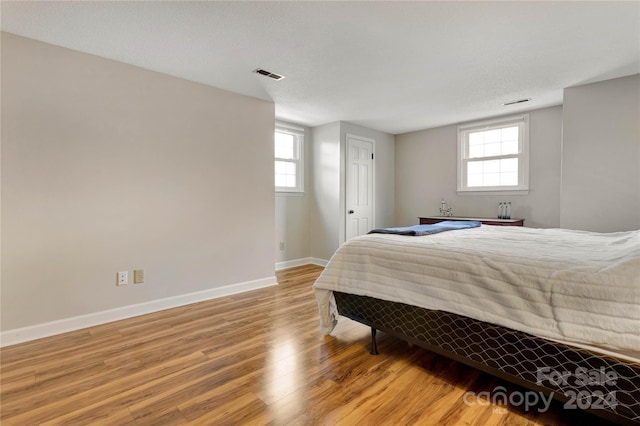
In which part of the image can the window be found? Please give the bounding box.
[275,124,304,193]
[457,114,529,194]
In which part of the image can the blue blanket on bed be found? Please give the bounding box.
[368,220,481,236]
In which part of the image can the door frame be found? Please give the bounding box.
[344,133,375,242]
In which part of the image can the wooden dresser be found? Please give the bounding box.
[419,216,525,227]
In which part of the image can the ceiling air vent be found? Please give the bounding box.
[253,68,285,81]
[502,98,531,106]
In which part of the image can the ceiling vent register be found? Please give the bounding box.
[502,98,531,106]
[253,68,285,80]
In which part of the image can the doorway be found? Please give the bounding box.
[345,134,374,240]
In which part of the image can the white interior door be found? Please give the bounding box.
[346,135,374,240]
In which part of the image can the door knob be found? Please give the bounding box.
[348,210,354,214]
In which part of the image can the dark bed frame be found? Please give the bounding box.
[334,291,640,425]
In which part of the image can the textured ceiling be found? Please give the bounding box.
[1,1,639,135]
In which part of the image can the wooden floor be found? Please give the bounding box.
[0,264,615,425]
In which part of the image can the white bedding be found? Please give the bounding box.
[313,226,640,355]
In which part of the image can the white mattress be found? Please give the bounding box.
[313,226,640,360]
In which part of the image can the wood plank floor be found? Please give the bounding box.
[0,264,616,425]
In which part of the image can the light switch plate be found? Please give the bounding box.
[134,269,144,284]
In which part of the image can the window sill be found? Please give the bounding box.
[457,189,529,196]
[276,191,305,197]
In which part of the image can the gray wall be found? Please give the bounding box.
[561,74,640,232]
[275,122,311,265]
[310,122,342,262]
[309,121,395,262]
[395,106,563,228]
[1,33,276,331]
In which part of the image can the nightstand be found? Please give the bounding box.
[419,216,525,226]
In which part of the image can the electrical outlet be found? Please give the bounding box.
[117,271,128,286]
[279,241,285,251]
[134,269,144,284]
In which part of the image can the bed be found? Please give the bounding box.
[313,225,640,425]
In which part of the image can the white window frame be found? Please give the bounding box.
[457,114,529,195]
[275,123,304,194]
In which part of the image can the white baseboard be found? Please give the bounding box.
[275,257,328,270]
[309,257,329,267]
[0,275,277,348]
[275,258,312,270]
